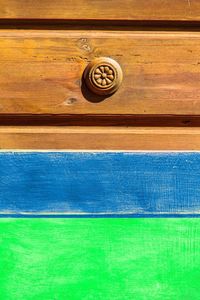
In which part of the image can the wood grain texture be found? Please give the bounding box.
[0,151,200,216]
[1,30,200,115]
[0,219,200,299]
[1,126,200,150]
[0,0,200,21]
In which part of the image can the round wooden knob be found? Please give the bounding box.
[84,57,123,95]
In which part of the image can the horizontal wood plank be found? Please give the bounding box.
[1,30,200,115]
[0,151,200,216]
[1,126,200,150]
[1,219,200,299]
[0,0,200,21]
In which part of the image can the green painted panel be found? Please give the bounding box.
[0,218,200,300]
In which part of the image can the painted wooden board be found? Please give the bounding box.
[0,0,200,21]
[2,30,200,115]
[0,218,199,299]
[1,152,200,216]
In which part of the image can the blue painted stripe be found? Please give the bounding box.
[0,152,200,217]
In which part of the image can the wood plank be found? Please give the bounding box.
[1,126,200,150]
[1,30,200,115]
[0,151,200,216]
[0,0,200,21]
[1,219,200,298]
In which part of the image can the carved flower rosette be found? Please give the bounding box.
[92,65,115,89]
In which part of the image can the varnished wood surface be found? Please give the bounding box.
[1,30,200,116]
[1,126,200,149]
[0,0,200,21]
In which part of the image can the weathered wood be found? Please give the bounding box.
[1,126,200,150]
[0,0,200,21]
[1,30,200,115]
[1,219,200,299]
[1,219,200,298]
[0,151,199,216]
